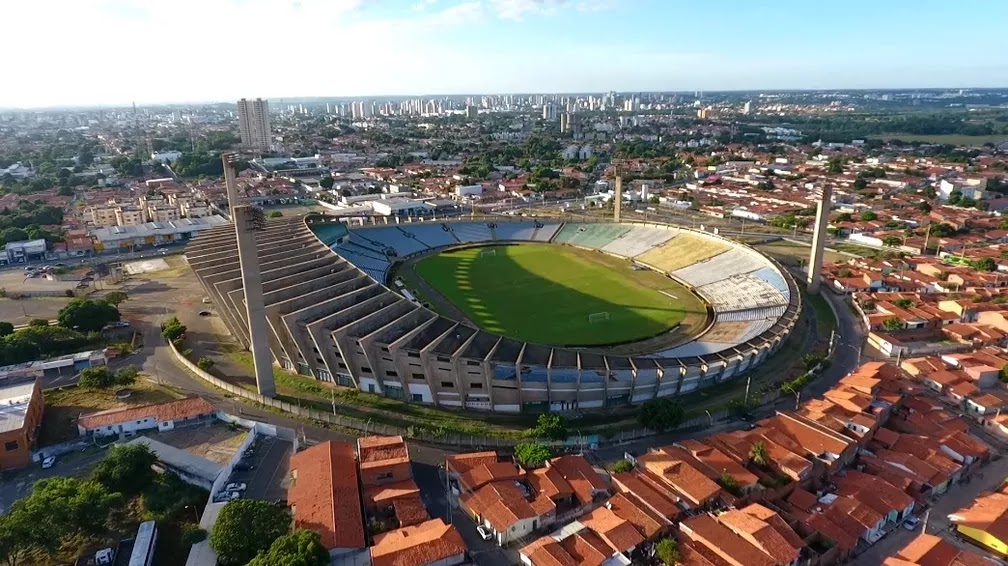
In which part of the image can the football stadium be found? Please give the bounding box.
[187,216,800,413]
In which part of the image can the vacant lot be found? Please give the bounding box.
[150,423,246,464]
[753,241,849,267]
[414,244,706,347]
[40,380,185,445]
[0,296,70,326]
[875,133,1008,146]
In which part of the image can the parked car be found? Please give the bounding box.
[225,482,247,492]
[233,460,253,471]
[476,525,493,541]
[41,456,56,469]
[198,310,212,317]
[903,516,920,531]
[213,490,241,503]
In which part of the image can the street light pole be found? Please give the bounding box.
[704,410,713,427]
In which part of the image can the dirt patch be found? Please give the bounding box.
[40,379,185,446]
[146,423,246,465]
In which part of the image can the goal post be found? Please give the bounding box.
[479,249,497,258]
[588,312,610,324]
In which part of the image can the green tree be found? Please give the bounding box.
[102,291,128,307]
[161,316,187,341]
[719,473,742,496]
[917,201,932,213]
[211,500,291,565]
[638,397,686,432]
[882,317,906,332]
[91,444,158,495]
[57,298,120,332]
[749,441,770,467]
[319,177,335,190]
[0,322,13,337]
[835,212,853,222]
[247,530,329,566]
[268,210,283,218]
[894,298,914,309]
[859,210,878,221]
[181,524,208,545]
[655,537,682,565]
[612,459,634,474]
[197,356,214,370]
[78,366,115,389]
[529,413,568,441]
[853,178,868,191]
[1000,364,1008,384]
[974,257,998,272]
[27,318,48,327]
[882,236,902,247]
[514,442,551,468]
[827,158,843,174]
[929,223,955,237]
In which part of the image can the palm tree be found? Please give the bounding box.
[749,441,770,468]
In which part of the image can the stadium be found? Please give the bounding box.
[186,216,800,413]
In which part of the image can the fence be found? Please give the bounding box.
[171,341,759,450]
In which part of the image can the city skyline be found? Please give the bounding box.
[4,0,1008,109]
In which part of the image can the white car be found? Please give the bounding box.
[41,456,56,469]
[214,490,241,502]
[902,516,920,531]
[225,482,247,492]
[477,525,493,541]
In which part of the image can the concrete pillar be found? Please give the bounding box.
[614,175,623,223]
[222,152,240,222]
[807,185,833,294]
[234,205,276,397]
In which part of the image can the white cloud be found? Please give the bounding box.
[489,0,567,20]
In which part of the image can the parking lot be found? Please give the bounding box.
[216,435,292,503]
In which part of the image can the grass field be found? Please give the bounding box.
[414,244,706,346]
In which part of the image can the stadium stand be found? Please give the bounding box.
[399,223,459,249]
[552,223,632,248]
[671,248,768,287]
[636,233,730,272]
[531,223,561,242]
[361,227,429,257]
[493,222,538,241]
[600,225,679,258]
[749,265,791,299]
[716,305,788,322]
[450,222,494,243]
[698,275,789,312]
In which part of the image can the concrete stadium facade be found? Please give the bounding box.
[186,216,801,414]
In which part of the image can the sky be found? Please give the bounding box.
[4,0,1008,108]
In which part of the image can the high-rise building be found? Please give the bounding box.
[742,101,752,114]
[465,105,477,119]
[542,102,558,122]
[237,98,271,150]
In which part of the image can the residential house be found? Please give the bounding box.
[76,397,216,438]
[0,379,43,471]
[369,518,467,566]
[948,489,1008,557]
[288,441,367,558]
[882,533,992,565]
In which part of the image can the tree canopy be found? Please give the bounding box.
[247,530,329,566]
[78,365,138,390]
[527,413,568,441]
[514,442,551,469]
[211,499,291,565]
[638,397,686,432]
[57,298,120,332]
[91,443,158,495]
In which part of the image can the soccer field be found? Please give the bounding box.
[414,244,706,347]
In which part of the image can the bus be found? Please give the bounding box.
[128,521,158,566]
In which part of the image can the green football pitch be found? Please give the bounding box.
[413,244,706,346]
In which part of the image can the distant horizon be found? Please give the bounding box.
[3,85,1008,112]
[4,0,1008,109]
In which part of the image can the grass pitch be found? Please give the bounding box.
[414,244,706,346]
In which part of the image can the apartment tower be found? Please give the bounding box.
[236,98,271,150]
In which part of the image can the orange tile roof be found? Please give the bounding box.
[528,465,574,501]
[680,513,776,566]
[612,471,682,521]
[605,493,668,539]
[581,505,644,552]
[288,441,365,550]
[358,435,410,469]
[390,493,429,528]
[460,461,523,492]
[363,478,421,507]
[463,481,537,532]
[547,455,608,505]
[677,439,759,487]
[638,447,722,507]
[445,447,499,473]
[370,519,466,566]
[718,504,803,564]
[521,538,579,566]
[949,490,1008,544]
[559,530,611,566]
[77,396,215,430]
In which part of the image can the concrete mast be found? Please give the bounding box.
[806,184,833,294]
[613,174,623,223]
[223,155,276,397]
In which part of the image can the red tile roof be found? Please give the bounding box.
[370,519,466,566]
[77,396,215,430]
[288,441,365,550]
